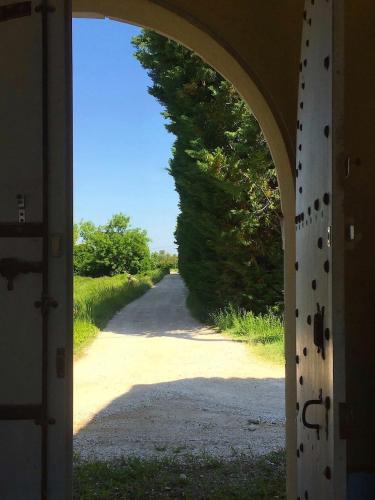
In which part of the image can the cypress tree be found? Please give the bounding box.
[133,31,283,317]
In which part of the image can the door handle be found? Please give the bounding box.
[302,398,322,431]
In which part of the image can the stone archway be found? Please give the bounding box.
[73,0,297,496]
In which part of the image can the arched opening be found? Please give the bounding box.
[72,0,296,495]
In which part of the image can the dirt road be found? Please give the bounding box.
[74,274,285,460]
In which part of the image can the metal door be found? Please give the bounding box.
[0,1,72,498]
[295,1,346,499]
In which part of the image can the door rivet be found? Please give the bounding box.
[296,355,300,364]
[312,279,317,290]
[303,347,307,356]
[307,315,312,325]
[299,376,304,385]
[317,237,323,249]
[324,260,330,273]
[323,193,330,205]
[324,466,332,479]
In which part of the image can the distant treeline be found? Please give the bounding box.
[133,31,283,318]
[74,213,177,277]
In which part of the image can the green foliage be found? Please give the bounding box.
[210,306,284,364]
[132,32,283,317]
[73,269,167,355]
[73,450,286,499]
[74,213,152,277]
[151,250,178,271]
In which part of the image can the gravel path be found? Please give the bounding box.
[73,274,285,460]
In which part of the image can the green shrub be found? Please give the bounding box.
[210,305,284,364]
[74,213,152,277]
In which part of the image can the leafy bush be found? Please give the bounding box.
[74,213,152,277]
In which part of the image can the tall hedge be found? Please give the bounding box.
[133,31,283,317]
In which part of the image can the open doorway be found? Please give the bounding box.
[72,18,286,498]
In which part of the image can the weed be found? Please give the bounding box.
[210,305,284,364]
[74,269,167,355]
[73,450,286,499]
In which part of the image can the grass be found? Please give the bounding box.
[210,305,284,365]
[73,450,285,499]
[74,269,167,356]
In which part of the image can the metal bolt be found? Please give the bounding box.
[324,466,332,479]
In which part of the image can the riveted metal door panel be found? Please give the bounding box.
[296,1,346,499]
[0,1,72,499]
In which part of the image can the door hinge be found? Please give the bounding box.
[0,1,31,23]
[0,258,42,291]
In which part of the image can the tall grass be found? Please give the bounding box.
[74,269,166,356]
[210,305,284,364]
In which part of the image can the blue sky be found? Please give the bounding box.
[73,18,179,253]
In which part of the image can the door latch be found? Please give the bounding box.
[314,303,325,359]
